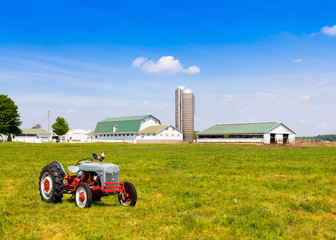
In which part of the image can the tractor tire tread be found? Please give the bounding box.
[119,182,137,207]
[39,163,64,203]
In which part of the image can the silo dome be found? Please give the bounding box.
[176,86,186,91]
[182,88,193,94]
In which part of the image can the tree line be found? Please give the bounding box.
[296,135,336,142]
[0,94,69,141]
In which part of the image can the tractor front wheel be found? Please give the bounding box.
[75,182,92,208]
[118,182,137,206]
[39,164,64,203]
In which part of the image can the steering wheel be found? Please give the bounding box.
[77,158,93,165]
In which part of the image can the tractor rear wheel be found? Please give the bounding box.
[75,182,92,208]
[118,182,137,206]
[39,164,64,203]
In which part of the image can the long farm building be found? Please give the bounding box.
[197,122,295,144]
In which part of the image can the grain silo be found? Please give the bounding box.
[175,86,186,131]
[175,86,195,143]
[182,88,194,142]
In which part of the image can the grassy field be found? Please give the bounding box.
[0,143,335,239]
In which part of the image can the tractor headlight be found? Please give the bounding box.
[76,171,83,178]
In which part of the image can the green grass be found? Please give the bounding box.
[0,143,335,239]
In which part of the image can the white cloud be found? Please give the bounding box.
[321,25,336,36]
[132,57,147,68]
[184,65,200,74]
[300,95,310,101]
[255,92,276,99]
[293,58,303,63]
[239,110,245,114]
[317,122,328,129]
[299,120,307,124]
[132,56,200,74]
[142,100,150,106]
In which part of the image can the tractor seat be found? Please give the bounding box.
[68,166,79,173]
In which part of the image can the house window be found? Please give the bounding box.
[172,134,174,136]
[113,125,118,132]
[177,134,180,137]
[160,134,163,136]
[166,134,169,136]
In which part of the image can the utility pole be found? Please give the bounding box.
[48,110,50,142]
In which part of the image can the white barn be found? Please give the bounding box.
[137,125,183,143]
[14,128,49,143]
[64,129,92,143]
[197,122,295,144]
[89,115,183,143]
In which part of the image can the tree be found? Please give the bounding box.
[52,116,69,141]
[32,124,42,129]
[0,95,22,141]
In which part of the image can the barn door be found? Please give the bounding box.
[270,134,276,144]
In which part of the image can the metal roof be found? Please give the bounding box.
[138,125,169,134]
[101,115,154,122]
[20,128,49,134]
[94,115,160,134]
[197,122,280,135]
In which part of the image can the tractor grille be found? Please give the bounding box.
[105,173,119,183]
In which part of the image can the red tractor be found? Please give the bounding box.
[38,152,137,208]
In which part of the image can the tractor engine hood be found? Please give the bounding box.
[78,161,120,173]
[78,162,120,187]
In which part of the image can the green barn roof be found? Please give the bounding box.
[198,122,279,135]
[20,128,49,134]
[94,115,160,134]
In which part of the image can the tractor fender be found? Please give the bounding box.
[49,161,66,178]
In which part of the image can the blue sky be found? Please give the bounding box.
[1,0,336,136]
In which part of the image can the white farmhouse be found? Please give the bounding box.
[197,122,295,144]
[89,115,183,143]
[136,125,183,143]
[14,128,49,143]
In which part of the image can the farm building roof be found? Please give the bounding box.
[94,115,160,134]
[138,125,169,134]
[197,122,280,135]
[20,128,49,134]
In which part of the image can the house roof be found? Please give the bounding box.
[20,128,49,135]
[94,115,160,134]
[138,125,169,134]
[197,122,280,135]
